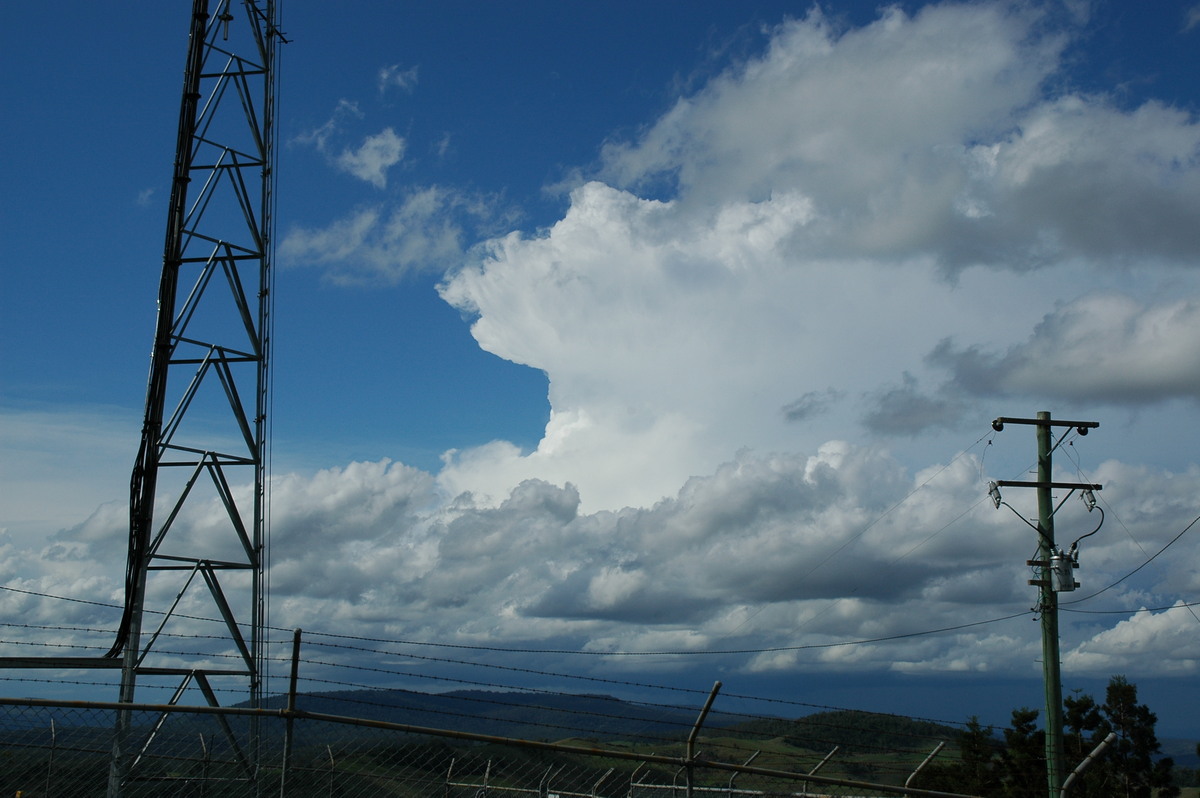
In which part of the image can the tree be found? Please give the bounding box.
[912,676,1176,798]
[1062,688,1105,795]
[998,707,1044,798]
[1096,675,1178,798]
[1003,676,1177,798]
[912,716,1001,795]
[959,716,1002,795]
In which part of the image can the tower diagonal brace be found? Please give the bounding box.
[107,2,281,795]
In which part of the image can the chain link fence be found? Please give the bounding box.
[0,697,977,798]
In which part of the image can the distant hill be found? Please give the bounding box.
[1161,738,1200,769]
[1,688,971,757]
[255,689,968,758]
[262,689,702,742]
[726,709,963,755]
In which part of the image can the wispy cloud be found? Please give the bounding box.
[279,186,498,283]
[292,99,363,152]
[378,63,419,94]
[292,103,406,187]
[782,389,842,423]
[335,127,406,188]
[1185,4,1200,33]
[861,374,960,436]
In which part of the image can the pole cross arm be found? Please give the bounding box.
[994,480,1102,491]
[992,416,1100,432]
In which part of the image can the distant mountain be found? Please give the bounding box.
[256,689,975,758]
[262,689,701,742]
[1161,738,1200,769]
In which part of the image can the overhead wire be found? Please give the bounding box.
[1060,441,1151,559]
[10,422,1198,740]
[0,425,1019,659]
[283,670,967,755]
[275,644,974,757]
[288,669,700,747]
[294,607,1032,658]
[0,596,986,732]
[260,0,286,697]
[1060,511,1200,606]
[1057,443,1200,627]
[0,628,969,762]
[0,421,1033,667]
[711,427,998,647]
[1061,598,1200,615]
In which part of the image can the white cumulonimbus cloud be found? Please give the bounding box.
[433,3,1200,512]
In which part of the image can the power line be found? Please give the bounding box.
[715,428,997,645]
[1061,598,1200,615]
[0,581,1026,675]
[1060,511,1200,605]
[1057,442,1200,612]
[295,608,1032,658]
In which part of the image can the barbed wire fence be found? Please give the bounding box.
[0,626,983,798]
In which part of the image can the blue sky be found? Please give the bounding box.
[5,1,1200,739]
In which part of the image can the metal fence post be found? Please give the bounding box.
[905,742,946,794]
[280,628,302,797]
[326,744,335,797]
[686,681,721,798]
[1061,731,1117,798]
[198,733,210,798]
[591,766,614,796]
[803,745,839,796]
[45,717,57,797]
[728,751,759,795]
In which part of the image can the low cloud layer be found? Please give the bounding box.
[8,443,1196,682]
[932,295,1200,402]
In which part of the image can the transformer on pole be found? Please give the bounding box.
[106,2,282,793]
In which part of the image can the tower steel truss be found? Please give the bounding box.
[106,1,281,793]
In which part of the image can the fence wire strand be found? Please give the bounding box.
[0,694,982,798]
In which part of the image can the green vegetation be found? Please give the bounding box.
[731,708,960,753]
[2,680,1191,796]
[913,675,1183,797]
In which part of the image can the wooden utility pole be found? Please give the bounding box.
[990,412,1101,798]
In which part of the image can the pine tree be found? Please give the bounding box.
[1063,688,1106,794]
[915,676,1177,797]
[910,715,1002,795]
[1097,675,1178,798]
[998,707,1044,798]
[959,716,1002,795]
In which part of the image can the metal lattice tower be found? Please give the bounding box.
[106,1,282,792]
